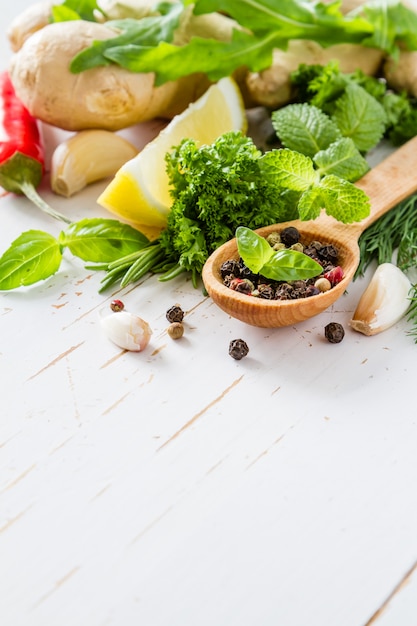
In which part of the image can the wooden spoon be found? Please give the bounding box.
[202,135,417,328]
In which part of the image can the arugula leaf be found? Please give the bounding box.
[67,0,417,83]
[271,103,342,157]
[60,218,149,263]
[0,231,62,290]
[319,175,370,223]
[94,29,276,85]
[52,0,102,22]
[193,0,373,46]
[313,137,369,182]
[361,1,417,58]
[70,6,184,73]
[331,83,387,152]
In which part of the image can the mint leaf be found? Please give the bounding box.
[0,231,62,290]
[60,218,149,263]
[331,83,387,152]
[297,186,332,221]
[313,137,369,182]
[260,149,320,192]
[272,103,342,157]
[319,175,370,223]
[236,226,273,274]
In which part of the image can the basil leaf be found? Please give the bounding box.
[60,218,149,263]
[260,248,322,282]
[236,226,273,274]
[0,230,62,290]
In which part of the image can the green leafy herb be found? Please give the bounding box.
[313,137,369,182]
[236,226,322,282]
[0,219,150,290]
[52,0,103,22]
[64,0,417,85]
[330,83,387,152]
[0,231,62,290]
[98,131,369,291]
[290,61,417,149]
[271,103,342,158]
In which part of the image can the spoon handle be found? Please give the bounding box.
[354,134,417,235]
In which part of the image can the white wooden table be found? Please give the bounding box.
[2,2,417,625]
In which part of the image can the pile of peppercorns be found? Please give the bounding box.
[220,226,344,300]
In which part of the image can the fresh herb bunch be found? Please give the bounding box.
[97,131,370,290]
[54,0,417,85]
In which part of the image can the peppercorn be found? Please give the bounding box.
[324,322,345,343]
[257,283,276,299]
[220,259,241,279]
[317,244,339,265]
[110,299,124,312]
[166,304,184,323]
[266,231,281,247]
[167,322,184,339]
[280,226,300,247]
[314,277,332,292]
[229,338,249,360]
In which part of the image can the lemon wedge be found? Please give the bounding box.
[97,77,247,234]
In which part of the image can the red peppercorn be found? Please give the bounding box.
[324,266,344,286]
[110,299,125,312]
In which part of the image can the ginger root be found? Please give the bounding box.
[8,20,211,131]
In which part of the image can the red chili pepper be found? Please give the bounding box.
[0,71,70,223]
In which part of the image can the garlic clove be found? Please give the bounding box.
[51,130,138,197]
[100,310,152,351]
[350,262,412,336]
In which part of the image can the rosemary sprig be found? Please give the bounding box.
[356,193,417,278]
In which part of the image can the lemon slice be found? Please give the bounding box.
[97,77,247,233]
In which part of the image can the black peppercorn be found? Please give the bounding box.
[324,322,345,343]
[280,226,300,247]
[229,339,249,360]
[220,259,241,279]
[166,305,184,323]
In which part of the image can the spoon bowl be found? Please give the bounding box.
[202,136,417,328]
